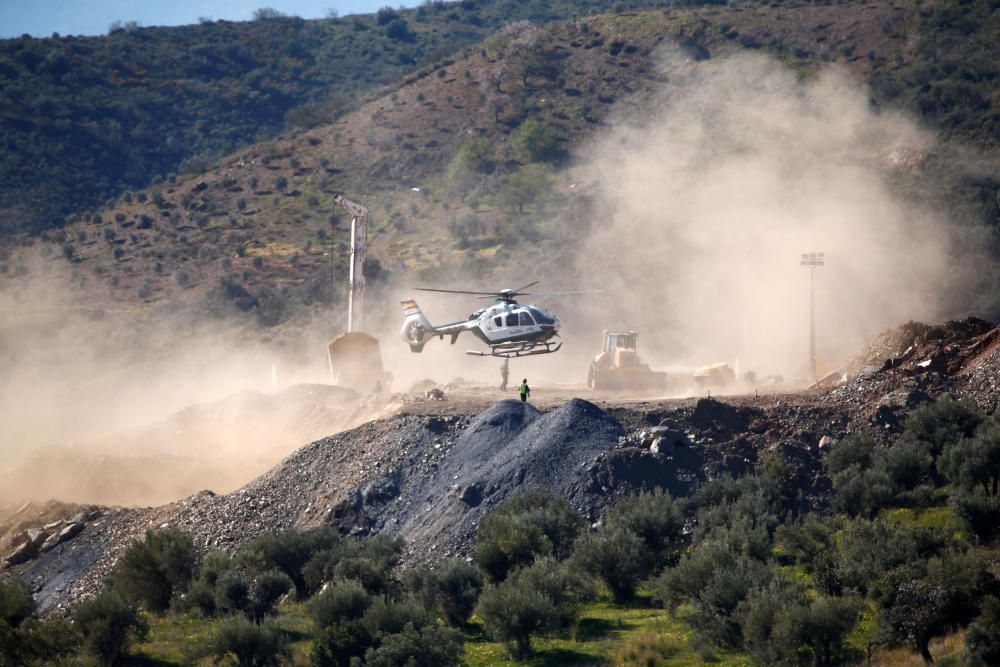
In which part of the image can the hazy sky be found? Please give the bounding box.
[0,0,424,38]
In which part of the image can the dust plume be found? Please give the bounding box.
[0,279,365,507]
[567,51,973,381]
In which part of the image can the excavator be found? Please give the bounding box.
[326,195,392,393]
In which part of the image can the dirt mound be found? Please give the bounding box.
[361,398,625,559]
[827,317,1000,420]
[846,317,995,377]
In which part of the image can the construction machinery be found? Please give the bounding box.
[326,195,392,393]
[692,362,736,389]
[587,331,668,391]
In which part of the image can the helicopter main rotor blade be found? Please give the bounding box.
[518,289,603,297]
[511,280,540,294]
[415,287,500,296]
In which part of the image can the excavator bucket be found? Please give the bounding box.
[327,332,390,393]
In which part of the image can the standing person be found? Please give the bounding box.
[500,358,509,391]
[518,378,530,403]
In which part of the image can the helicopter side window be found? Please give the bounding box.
[505,313,518,327]
[494,316,502,328]
[518,312,534,326]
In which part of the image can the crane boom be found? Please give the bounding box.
[335,194,368,333]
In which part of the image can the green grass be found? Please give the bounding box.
[121,595,752,666]
[463,596,751,667]
[132,601,314,665]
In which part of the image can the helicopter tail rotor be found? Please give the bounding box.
[400,299,434,353]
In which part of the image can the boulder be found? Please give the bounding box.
[27,528,49,548]
[459,483,483,507]
[58,522,85,543]
[4,540,37,567]
[40,533,62,553]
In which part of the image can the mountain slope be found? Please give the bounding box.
[0,3,942,310]
[0,0,696,237]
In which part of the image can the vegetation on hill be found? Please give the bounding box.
[0,0,683,237]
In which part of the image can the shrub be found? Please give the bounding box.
[0,578,77,665]
[900,395,983,463]
[819,518,947,596]
[966,595,1000,666]
[239,526,339,598]
[311,619,371,667]
[604,488,685,567]
[303,533,404,595]
[177,549,231,616]
[571,524,649,602]
[649,537,768,612]
[736,578,809,664]
[407,557,483,626]
[362,595,434,637]
[384,18,413,41]
[214,570,250,616]
[499,164,552,215]
[308,580,371,630]
[511,118,561,163]
[446,137,496,193]
[950,492,1000,543]
[685,555,772,648]
[364,624,463,666]
[209,617,289,667]
[375,6,399,24]
[825,433,876,475]
[690,475,778,553]
[789,594,861,666]
[773,513,840,569]
[109,527,195,613]
[248,570,293,623]
[939,414,1000,497]
[73,592,148,667]
[476,559,571,659]
[475,491,583,582]
[173,269,191,288]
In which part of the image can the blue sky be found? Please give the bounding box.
[0,1,423,39]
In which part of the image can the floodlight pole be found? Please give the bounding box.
[800,252,825,382]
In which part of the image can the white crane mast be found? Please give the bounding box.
[335,194,369,333]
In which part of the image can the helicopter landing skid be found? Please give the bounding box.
[466,341,562,358]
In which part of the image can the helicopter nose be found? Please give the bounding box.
[551,316,561,331]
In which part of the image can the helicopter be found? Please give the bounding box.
[400,282,598,358]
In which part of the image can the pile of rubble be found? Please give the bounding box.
[824,317,1000,423]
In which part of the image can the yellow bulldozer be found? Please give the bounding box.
[587,331,668,392]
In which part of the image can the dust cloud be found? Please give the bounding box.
[0,281,364,507]
[565,51,971,381]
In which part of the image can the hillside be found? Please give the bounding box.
[0,0,699,237]
[7,0,1000,334]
